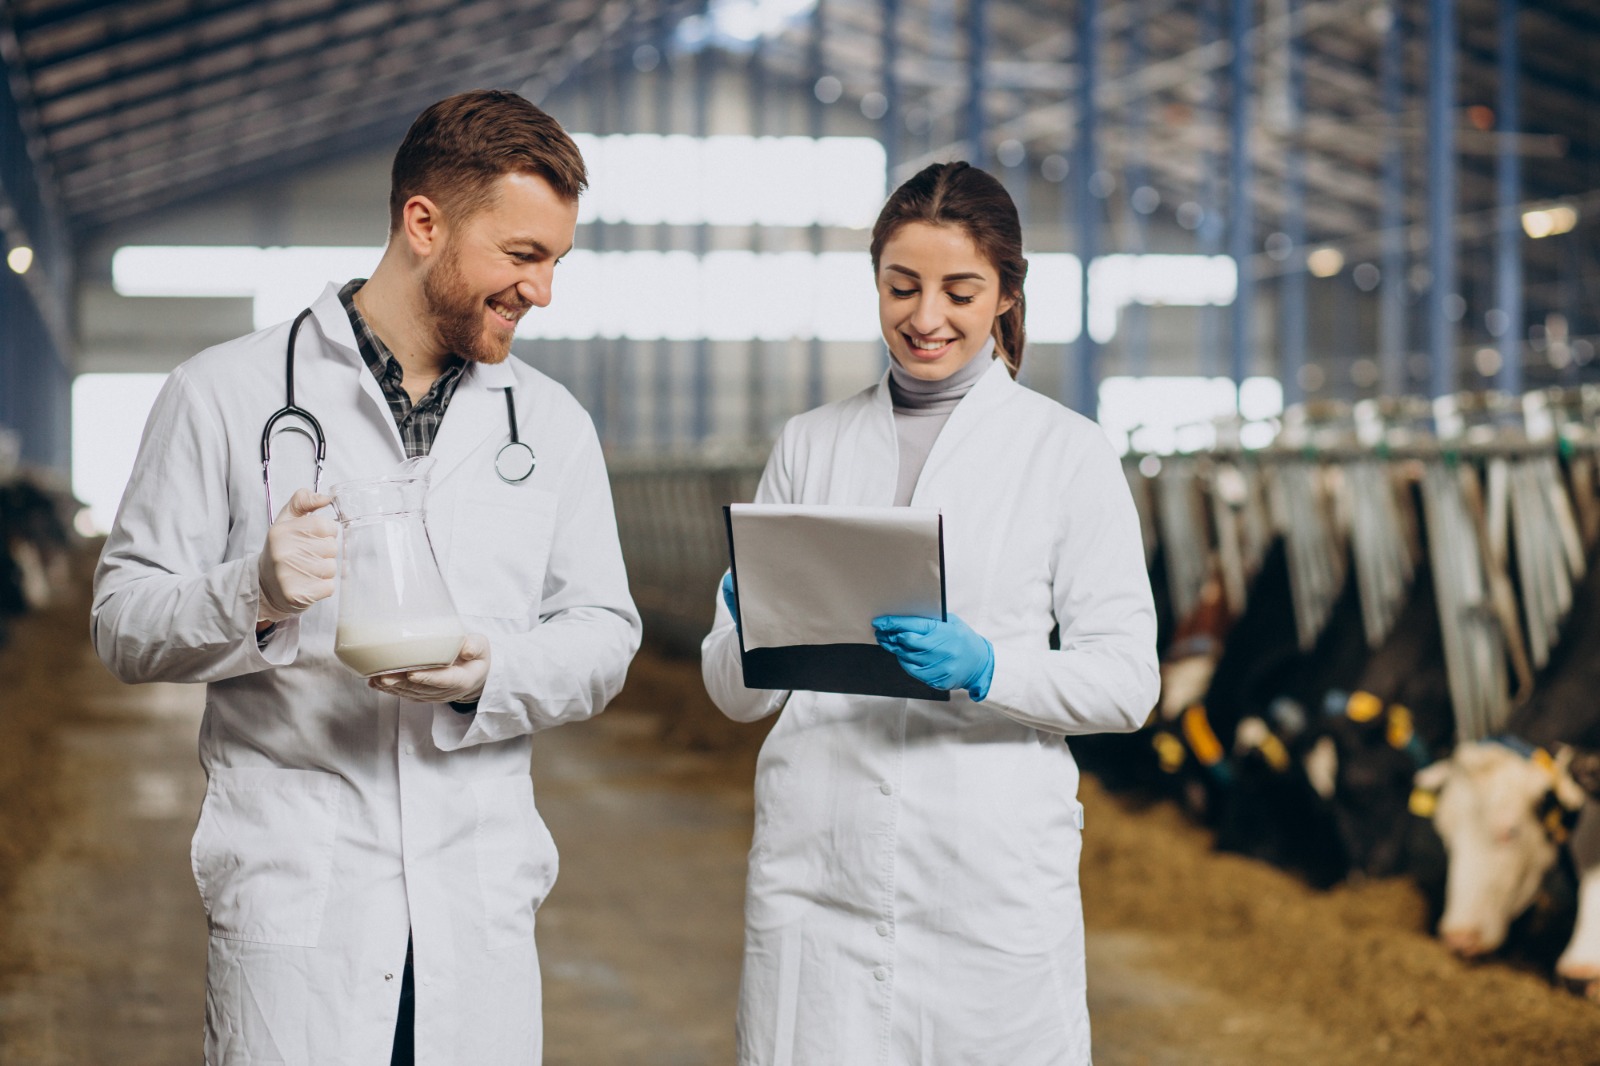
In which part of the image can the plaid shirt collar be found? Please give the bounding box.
[338,278,467,458]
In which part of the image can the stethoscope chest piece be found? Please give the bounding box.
[495,386,535,483]
[495,441,536,483]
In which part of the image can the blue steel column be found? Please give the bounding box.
[1073,0,1099,415]
[693,30,714,443]
[1379,0,1406,395]
[747,33,767,442]
[881,0,900,184]
[806,0,827,410]
[1494,0,1522,396]
[1426,0,1457,400]
[580,64,609,442]
[1227,0,1254,395]
[0,23,74,472]
[1281,0,1306,406]
[1124,0,1150,377]
[1197,0,1224,379]
[654,12,675,448]
[614,26,637,449]
[966,0,988,166]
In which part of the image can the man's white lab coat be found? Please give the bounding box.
[92,282,640,1065]
[702,358,1159,1066]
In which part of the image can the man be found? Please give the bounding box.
[92,90,640,1064]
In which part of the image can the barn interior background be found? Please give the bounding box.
[3,0,1600,1062]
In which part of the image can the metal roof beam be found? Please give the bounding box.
[55,2,593,179]
[894,0,1385,181]
[65,1,632,226]
[13,0,159,36]
[39,0,467,145]
[20,0,285,71]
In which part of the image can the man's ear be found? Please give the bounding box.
[401,195,445,258]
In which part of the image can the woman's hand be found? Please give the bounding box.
[721,570,741,633]
[872,613,995,700]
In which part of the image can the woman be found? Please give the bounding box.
[701,161,1159,1065]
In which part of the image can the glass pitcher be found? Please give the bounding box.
[330,456,465,678]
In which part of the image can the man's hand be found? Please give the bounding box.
[258,489,337,625]
[369,633,491,704]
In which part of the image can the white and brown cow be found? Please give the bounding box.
[1414,740,1598,999]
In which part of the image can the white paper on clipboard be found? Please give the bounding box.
[727,504,945,650]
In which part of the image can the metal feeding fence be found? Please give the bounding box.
[1129,424,1600,746]
[605,394,1600,750]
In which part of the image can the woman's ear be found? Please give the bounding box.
[996,292,1017,317]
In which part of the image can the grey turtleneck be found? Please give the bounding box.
[887,336,996,506]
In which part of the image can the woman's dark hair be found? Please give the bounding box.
[390,90,588,232]
[868,161,1028,377]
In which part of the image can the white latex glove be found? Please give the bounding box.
[257,489,337,625]
[369,633,491,704]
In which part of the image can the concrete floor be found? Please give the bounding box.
[25,603,1580,1064]
[0,652,758,1065]
[0,633,1231,1065]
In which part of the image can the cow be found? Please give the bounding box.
[0,478,77,647]
[1412,544,1600,999]
[1413,740,1595,998]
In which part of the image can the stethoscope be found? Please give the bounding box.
[260,308,536,521]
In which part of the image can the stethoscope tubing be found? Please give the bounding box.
[262,307,534,523]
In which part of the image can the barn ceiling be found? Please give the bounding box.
[1,0,1596,260]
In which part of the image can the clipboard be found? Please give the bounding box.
[724,504,950,701]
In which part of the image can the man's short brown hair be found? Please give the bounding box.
[388,89,588,233]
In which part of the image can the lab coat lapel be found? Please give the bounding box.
[857,372,901,505]
[426,358,517,484]
[306,282,406,459]
[909,357,1014,506]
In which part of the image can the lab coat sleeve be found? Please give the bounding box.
[980,432,1160,735]
[433,416,640,749]
[699,429,792,724]
[91,368,301,684]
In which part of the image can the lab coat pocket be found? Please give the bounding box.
[448,488,559,621]
[471,774,558,950]
[189,767,341,948]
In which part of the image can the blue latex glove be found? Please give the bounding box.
[721,570,741,632]
[872,613,995,701]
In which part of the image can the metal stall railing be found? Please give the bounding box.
[609,453,765,655]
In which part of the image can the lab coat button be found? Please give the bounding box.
[879,782,893,796]
[404,744,415,756]
[874,967,889,982]
[384,973,394,981]
[875,921,891,937]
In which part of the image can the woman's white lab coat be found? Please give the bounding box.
[702,359,1159,1066]
[92,282,640,1066]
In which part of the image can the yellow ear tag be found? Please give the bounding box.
[1386,705,1415,750]
[1409,789,1438,818]
[1346,691,1383,723]
[1544,807,1569,845]
[1259,733,1292,773]
[1153,731,1187,773]
[1532,747,1557,778]
[1182,705,1225,767]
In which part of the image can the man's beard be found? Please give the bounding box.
[422,245,520,365]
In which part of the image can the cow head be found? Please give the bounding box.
[1415,741,1588,957]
